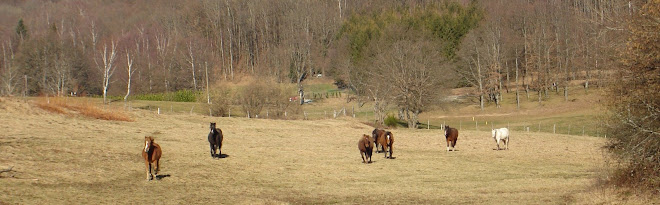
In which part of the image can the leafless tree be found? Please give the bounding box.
[124,50,135,102]
[95,41,118,104]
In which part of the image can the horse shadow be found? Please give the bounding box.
[215,154,230,159]
[156,174,171,180]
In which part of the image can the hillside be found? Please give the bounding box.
[1,97,653,204]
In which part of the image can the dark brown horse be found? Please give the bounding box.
[376,131,394,158]
[142,136,162,181]
[208,122,224,158]
[372,128,386,152]
[358,134,374,163]
[444,125,459,151]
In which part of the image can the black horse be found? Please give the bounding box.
[208,122,224,158]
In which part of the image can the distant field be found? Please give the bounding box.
[2,97,652,204]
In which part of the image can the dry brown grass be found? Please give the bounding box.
[33,97,133,122]
[0,98,655,204]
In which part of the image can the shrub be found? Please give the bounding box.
[384,114,398,128]
[208,84,234,117]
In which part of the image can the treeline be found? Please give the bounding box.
[457,0,631,110]
[0,0,354,101]
[0,0,630,113]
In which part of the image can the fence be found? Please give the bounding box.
[140,103,605,138]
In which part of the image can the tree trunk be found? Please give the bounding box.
[124,51,134,102]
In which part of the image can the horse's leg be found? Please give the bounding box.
[209,143,215,158]
[446,140,450,152]
[388,144,393,158]
[361,152,366,163]
[384,145,388,158]
[155,159,160,176]
[504,138,508,150]
[148,162,153,180]
[452,138,457,151]
[218,140,222,157]
[145,161,151,180]
[496,139,500,150]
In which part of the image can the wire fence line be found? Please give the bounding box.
[144,104,605,138]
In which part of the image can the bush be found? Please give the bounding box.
[384,114,398,128]
[238,81,268,118]
[208,84,234,117]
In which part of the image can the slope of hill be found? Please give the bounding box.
[2,97,653,204]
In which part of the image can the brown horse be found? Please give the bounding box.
[142,136,162,181]
[358,134,374,163]
[372,129,386,152]
[444,125,459,152]
[376,131,394,158]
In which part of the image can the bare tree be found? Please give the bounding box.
[186,41,198,91]
[95,41,118,104]
[1,42,18,96]
[124,50,135,102]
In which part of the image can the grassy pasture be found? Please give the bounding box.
[0,97,631,204]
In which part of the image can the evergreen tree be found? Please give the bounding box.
[15,19,28,40]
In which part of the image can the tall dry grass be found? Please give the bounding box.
[34,97,133,121]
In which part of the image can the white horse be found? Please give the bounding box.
[491,128,509,150]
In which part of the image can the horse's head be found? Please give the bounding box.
[144,136,154,153]
[210,122,217,133]
[444,125,449,136]
[491,129,496,138]
[363,134,372,147]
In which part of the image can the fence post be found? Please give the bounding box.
[267,110,269,119]
[538,123,541,132]
[158,107,160,115]
[568,124,571,135]
[427,119,430,130]
[343,107,346,116]
[333,110,337,118]
[476,121,478,131]
[459,121,462,130]
[304,111,307,120]
[324,111,327,119]
[352,106,355,118]
[229,109,231,118]
[209,108,212,117]
[553,124,556,134]
[247,111,250,118]
[582,126,585,136]
[285,111,287,119]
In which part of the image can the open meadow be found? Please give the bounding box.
[1,97,645,204]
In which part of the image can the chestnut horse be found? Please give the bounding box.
[208,122,224,158]
[444,125,459,151]
[358,134,374,163]
[142,136,162,180]
[375,130,394,158]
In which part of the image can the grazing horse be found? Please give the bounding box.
[371,129,386,153]
[208,122,224,158]
[444,125,459,152]
[142,136,162,181]
[492,128,510,150]
[376,131,394,158]
[358,134,374,163]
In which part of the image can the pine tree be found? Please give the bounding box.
[15,19,28,40]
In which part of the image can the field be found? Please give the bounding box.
[1,96,652,204]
